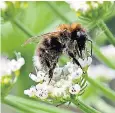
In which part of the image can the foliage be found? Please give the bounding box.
[1,1,115,113]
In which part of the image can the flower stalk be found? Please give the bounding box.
[3,97,46,113]
[3,95,74,113]
[92,43,115,69]
[12,19,34,37]
[97,20,115,46]
[71,98,101,113]
[86,76,115,101]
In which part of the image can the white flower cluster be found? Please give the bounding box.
[0,1,7,10]
[88,64,115,80]
[24,57,92,100]
[66,1,103,13]
[101,45,115,61]
[87,45,115,81]
[0,52,25,77]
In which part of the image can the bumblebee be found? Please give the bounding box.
[24,23,92,83]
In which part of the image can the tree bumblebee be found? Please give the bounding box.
[24,23,92,83]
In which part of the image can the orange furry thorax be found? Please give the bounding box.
[56,23,82,32]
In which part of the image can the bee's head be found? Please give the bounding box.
[71,27,92,57]
[71,27,88,58]
[70,23,87,41]
[71,28,87,42]
[76,29,87,40]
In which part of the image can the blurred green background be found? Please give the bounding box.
[1,1,115,113]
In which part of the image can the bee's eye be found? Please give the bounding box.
[77,31,87,38]
[77,31,81,37]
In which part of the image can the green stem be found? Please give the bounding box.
[12,19,34,37]
[97,20,115,45]
[46,2,71,23]
[3,97,46,113]
[71,98,100,113]
[86,76,115,101]
[4,95,73,113]
[93,42,115,69]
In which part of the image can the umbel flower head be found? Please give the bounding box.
[0,52,25,97]
[1,1,28,23]
[24,56,92,104]
[66,1,114,28]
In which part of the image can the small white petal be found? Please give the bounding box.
[78,58,84,67]
[0,56,12,76]
[68,63,79,74]
[24,86,36,97]
[0,52,24,77]
[36,71,48,82]
[51,87,66,97]
[36,90,48,99]
[78,57,92,68]
[17,58,25,67]
[24,89,30,95]
[87,57,92,66]
[53,67,62,80]
[69,84,81,95]
[71,68,83,79]
[35,83,48,99]
[29,73,38,82]
[10,59,19,71]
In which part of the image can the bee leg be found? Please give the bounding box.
[68,52,82,69]
[48,69,54,84]
[80,50,83,59]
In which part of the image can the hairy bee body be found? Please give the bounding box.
[25,23,91,83]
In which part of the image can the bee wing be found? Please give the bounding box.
[22,36,41,46]
[22,31,60,46]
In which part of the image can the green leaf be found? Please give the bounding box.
[3,95,74,113]
[97,20,115,46]
[86,77,115,101]
[71,98,101,113]
[3,96,47,113]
